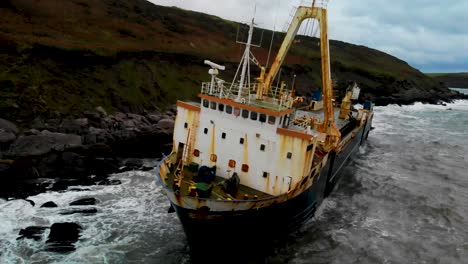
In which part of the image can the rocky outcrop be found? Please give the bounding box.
[1,108,174,184]
[6,131,82,157]
[0,118,18,152]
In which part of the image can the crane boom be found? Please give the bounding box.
[257,6,340,149]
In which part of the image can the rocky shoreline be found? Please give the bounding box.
[0,107,175,199]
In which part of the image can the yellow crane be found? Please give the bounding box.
[256,2,340,150]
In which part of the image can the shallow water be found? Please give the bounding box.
[1,101,467,263]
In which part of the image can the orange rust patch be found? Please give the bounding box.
[199,94,292,117]
[277,127,314,140]
[177,101,201,112]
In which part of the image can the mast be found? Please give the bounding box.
[236,18,255,102]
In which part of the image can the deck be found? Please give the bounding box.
[164,166,271,200]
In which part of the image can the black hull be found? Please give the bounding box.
[172,121,372,262]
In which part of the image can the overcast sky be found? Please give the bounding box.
[150,0,468,73]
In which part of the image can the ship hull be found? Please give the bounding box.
[163,119,372,262]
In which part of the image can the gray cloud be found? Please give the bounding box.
[150,0,468,73]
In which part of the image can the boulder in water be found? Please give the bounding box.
[41,201,58,208]
[59,208,98,215]
[46,222,82,253]
[69,197,97,206]
[17,226,48,241]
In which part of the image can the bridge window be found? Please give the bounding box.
[242,109,249,119]
[210,101,216,110]
[250,111,258,121]
[218,103,224,112]
[226,105,233,114]
[202,99,209,108]
[259,114,266,123]
[234,107,240,117]
[268,116,276,125]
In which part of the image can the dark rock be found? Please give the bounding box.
[17,226,48,241]
[91,158,120,176]
[6,131,82,157]
[95,106,108,117]
[25,199,35,206]
[147,114,161,124]
[69,197,97,206]
[46,222,82,253]
[97,179,122,186]
[157,118,175,130]
[59,119,88,134]
[123,158,144,168]
[0,131,16,144]
[0,118,18,145]
[41,201,58,208]
[0,118,19,134]
[0,163,10,175]
[59,208,98,215]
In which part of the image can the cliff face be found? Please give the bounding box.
[0,0,464,125]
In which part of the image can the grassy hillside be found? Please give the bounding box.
[0,0,459,126]
[427,73,468,88]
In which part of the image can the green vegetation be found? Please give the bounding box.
[0,0,457,126]
[427,73,468,88]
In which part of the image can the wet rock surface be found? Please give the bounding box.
[46,223,82,253]
[40,201,58,208]
[69,198,97,206]
[59,208,98,215]
[0,108,174,185]
[17,226,48,241]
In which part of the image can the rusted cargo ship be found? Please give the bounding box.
[155,2,373,260]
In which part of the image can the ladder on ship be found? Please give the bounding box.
[176,113,200,176]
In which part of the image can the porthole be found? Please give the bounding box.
[260,144,266,151]
[222,132,226,139]
[210,154,217,162]
[204,128,208,134]
[193,149,200,157]
[242,164,249,172]
[287,152,292,159]
[229,160,236,168]
[239,138,244,144]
